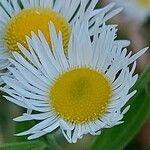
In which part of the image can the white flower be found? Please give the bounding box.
[109,0,150,24]
[0,0,122,85]
[1,20,147,143]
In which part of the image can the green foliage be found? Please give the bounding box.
[133,65,150,91]
[14,118,62,149]
[91,65,150,150]
[91,90,150,150]
[15,120,36,142]
[0,140,47,150]
[44,134,62,150]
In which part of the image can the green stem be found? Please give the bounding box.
[44,134,62,150]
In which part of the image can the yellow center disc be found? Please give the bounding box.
[49,68,112,124]
[4,8,71,55]
[137,0,150,7]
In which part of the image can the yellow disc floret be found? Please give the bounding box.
[4,8,70,55]
[49,68,112,124]
[137,0,150,7]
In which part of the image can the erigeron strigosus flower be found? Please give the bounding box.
[1,20,148,143]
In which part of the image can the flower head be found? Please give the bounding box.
[0,0,122,85]
[1,20,147,143]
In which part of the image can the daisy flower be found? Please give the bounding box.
[0,0,122,85]
[1,20,148,143]
[109,0,150,24]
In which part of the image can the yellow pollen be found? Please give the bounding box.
[49,68,112,124]
[4,8,71,55]
[137,0,150,7]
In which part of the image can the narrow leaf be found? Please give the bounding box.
[91,65,150,150]
[91,90,150,150]
[0,140,47,150]
[133,65,150,90]
[15,120,36,142]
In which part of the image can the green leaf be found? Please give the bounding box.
[0,140,47,150]
[91,66,150,150]
[133,65,150,91]
[15,120,36,142]
[91,90,150,150]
